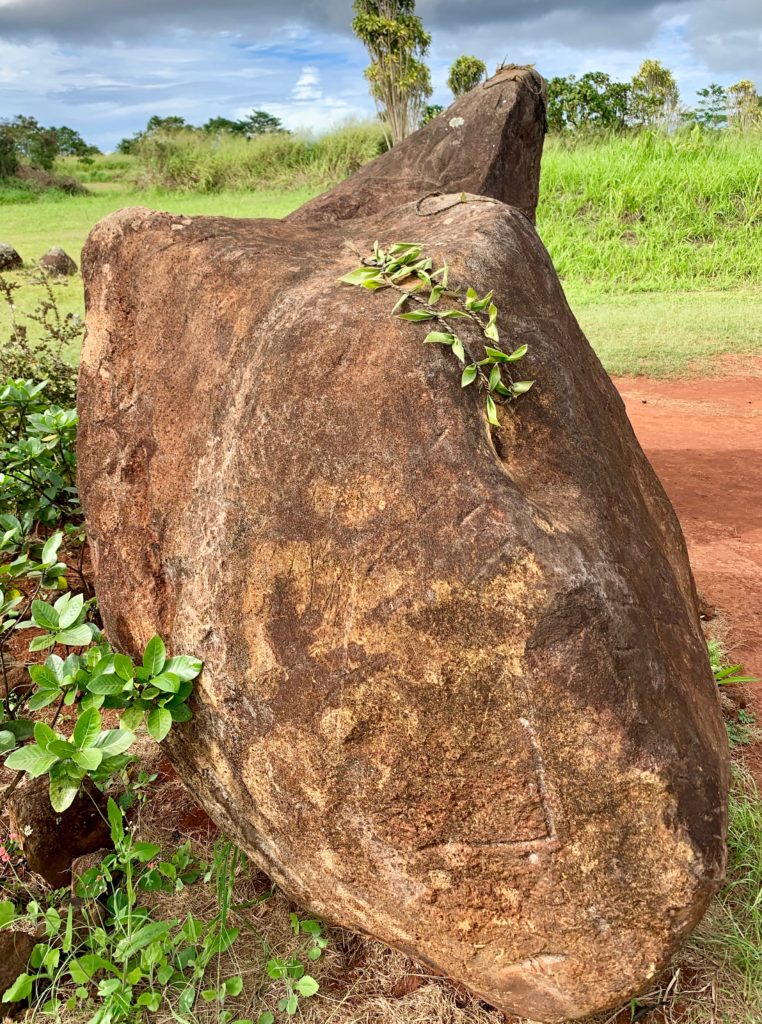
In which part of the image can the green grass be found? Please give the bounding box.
[539,130,762,292]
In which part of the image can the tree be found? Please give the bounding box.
[352,0,432,146]
[201,116,241,135]
[629,59,679,130]
[687,84,727,129]
[117,115,191,154]
[236,110,286,135]
[546,73,629,132]
[52,126,100,157]
[447,55,487,98]
[0,116,59,170]
[727,79,760,132]
[421,103,444,125]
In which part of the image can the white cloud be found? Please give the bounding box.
[292,65,322,101]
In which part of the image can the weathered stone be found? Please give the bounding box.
[0,930,37,1014]
[39,246,78,276]
[77,67,728,1023]
[8,777,111,888]
[0,243,22,272]
[289,65,546,226]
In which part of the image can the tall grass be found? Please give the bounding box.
[134,122,386,192]
[538,129,762,291]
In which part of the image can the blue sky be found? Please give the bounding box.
[0,0,759,151]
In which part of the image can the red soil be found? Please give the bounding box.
[615,370,762,753]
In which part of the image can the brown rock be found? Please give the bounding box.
[8,777,111,888]
[288,65,546,226]
[0,243,22,272]
[0,931,37,1014]
[39,247,78,276]
[77,67,728,1023]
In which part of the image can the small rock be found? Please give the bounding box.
[0,243,22,272]
[8,777,111,888]
[0,930,37,1015]
[39,247,77,277]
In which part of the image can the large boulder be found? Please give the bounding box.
[40,246,78,276]
[77,68,728,1022]
[0,243,22,271]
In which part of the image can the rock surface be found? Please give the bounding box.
[0,930,37,1013]
[8,777,112,888]
[0,243,22,271]
[289,65,546,226]
[77,67,728,1023]
[39,246,78,276]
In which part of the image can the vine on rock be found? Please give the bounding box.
[340,241,534,427]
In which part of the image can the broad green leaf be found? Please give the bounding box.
[164,655,202,681]
[93,729,136,758]
[120,706,145,731]
[34,721,57,749]
[114,653,135,681]
[484,321,499,342]
[29,634,55,653]
[423,332,455,346]
[57,624,93,647]
[72,748,103,772]
[484,346,509,363]
[47,739,76,759]
[488,365,501,390]
[295,976,319,998]
[114,920,174,961]
[337,267,379,285]
[87,675,127,696]
[143,635,166,676]
[2,972,33,1003]
[31,600,59,631]
[49,771,83,813]
[151,672,181,694]
[28,690,59,711]
[258,1014,275,1024]
[5,744,59,778]
[147,708,172,743]
[40,532,63,565]
[57,593,84,629]
[505,344,528,362]
[0,731,16,753]
[511,380,535,396]
[28,663,60,689]
[0,900,17,929]
[68,954,118,984]
[486,395,500,427]
[73,707,101,749]
[224,977,244,997]
[451,338,465,363]
[437,309,469,319]
[397,310,435,322]
[461,364,478,387]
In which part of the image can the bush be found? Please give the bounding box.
[133,121,387,192]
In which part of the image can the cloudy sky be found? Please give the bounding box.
[0,0,759,151]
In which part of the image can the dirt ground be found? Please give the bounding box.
[615,368,762,751]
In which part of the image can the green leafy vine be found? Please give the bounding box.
[339,241,534,426]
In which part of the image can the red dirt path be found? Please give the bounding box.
[615,371,762,730]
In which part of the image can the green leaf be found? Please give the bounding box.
[511,380,535,396]
[390,292,410,314]
[484,346,510,363]
[57,594,84,630]
[114,921,174,961]
[2,973,33,1003]
[461,364,478,387]
[224,977,244,997]
[73,707,101,749]
[31,600,59,630]
[164,655,202,681]
[258,1014,275,1024]
[34,721,57,749]
[87,675,127,696]
[423,332,455,346]
[397,310,435,322]
[505,344,528,362]
[451,338,465,363]
[47,739,77,759]
[107,798,124,844]
[0,900,17,929]
[72,748,103,771]
[57,624,93,647]
[93,729,136,758]
[147,708,172,743]
[484,321,499,342]
[40,532,63,566]
[143,635,166,676]
[488,364,502,390]
[29,634,55,653]
[486,395,501,427]
[295,976,319,998]
[338,267,379,285]
[151,672,181,694]
[28,663,60,690]
[49,770,84,813]
[0,731,16,754]
[5,744,59,778]
[437,309,469,319]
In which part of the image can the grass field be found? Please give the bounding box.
[1,129,760,377]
